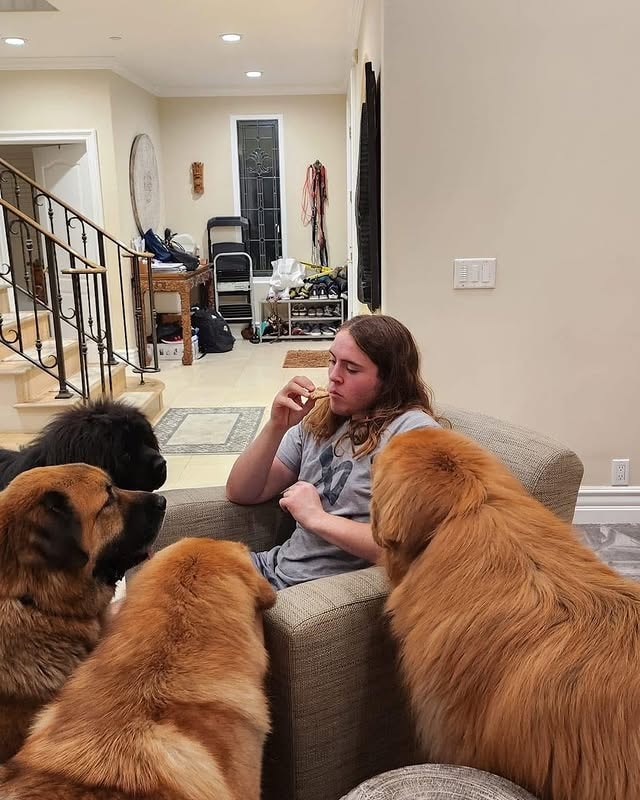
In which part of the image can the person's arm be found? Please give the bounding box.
[225,376,317,505]
[279,481,382,564]
[225,422,296,505]
[311,514,382,563]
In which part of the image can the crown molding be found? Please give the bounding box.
[0,56,116,71]
[157,84,346,98]
[0,57,346,97]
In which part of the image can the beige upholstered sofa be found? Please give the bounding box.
[157,405,583,800]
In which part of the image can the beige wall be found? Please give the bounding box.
[108,73,165,246]
[357,0,382,85]
[159,94,347,267]
[382,0,640,485]
[0,71,119,233]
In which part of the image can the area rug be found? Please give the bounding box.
[283,349,331,368]
[576,523,640,581]
[154,407,264,454]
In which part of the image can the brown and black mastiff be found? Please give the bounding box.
[0,463,166,762]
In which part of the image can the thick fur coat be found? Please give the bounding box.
[0,464,165,762]
[0,399,166,492]
[0,538,276,800]
[371,427,640,800]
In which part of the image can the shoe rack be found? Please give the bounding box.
[259,297,346,341]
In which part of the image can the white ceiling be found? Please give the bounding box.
[0,0,360,96]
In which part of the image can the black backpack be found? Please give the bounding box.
[191,307,235,354]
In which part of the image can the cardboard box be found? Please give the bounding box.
[148,334,198,360]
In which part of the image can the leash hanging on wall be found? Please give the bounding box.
[301,160,329,266]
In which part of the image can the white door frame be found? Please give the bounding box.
[229,114,288,274]
[0,129,104,313]
[0,129,104,226]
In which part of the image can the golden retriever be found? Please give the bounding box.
[0,537,277,800]
[0,463,165,763]
[371,426,640,800]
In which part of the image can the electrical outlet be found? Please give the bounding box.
[611,458,630,486]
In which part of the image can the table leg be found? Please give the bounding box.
[140,286,152,366]
[180,286,193,366]
[206,272,214,309]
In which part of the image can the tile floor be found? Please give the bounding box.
[0,334,332,492]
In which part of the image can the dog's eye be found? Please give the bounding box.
[104,485,115,506]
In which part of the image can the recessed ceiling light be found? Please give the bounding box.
[109,35,122,41]
[3,37,26,46]
[246,71,262,78]
[220,33,242,43]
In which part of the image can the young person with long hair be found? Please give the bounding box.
[226,315,445,589]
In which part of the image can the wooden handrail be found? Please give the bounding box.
[0,196,107,271]
[0,155,146,258]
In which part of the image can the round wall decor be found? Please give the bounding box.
[129,133,160,235]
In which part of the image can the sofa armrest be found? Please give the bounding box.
[262,566,418,800]
[158,487,294,553]
[440,404,583,522]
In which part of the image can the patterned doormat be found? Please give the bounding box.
[283,349,331,368]
[154,407,264,454]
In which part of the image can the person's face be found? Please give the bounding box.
[327,330,382,418]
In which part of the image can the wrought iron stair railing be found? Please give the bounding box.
[0,156,159,401]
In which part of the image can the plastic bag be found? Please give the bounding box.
[269,257,304,291]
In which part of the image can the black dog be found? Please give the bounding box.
[0,399,166,492]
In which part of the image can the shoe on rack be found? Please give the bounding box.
[327,283,339,300]
[310,325,322,337]
[291,325,304,335]
[292,304,301,316]
[307,306,316,317]
[323,305,333,318]
[317,284,328,300]
[309,284,319,299]
[300,323,312,335]
[299,284,310,299]
[161,334,183,343]
[321,324,337,335]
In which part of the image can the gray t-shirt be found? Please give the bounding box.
[256,409,439,588]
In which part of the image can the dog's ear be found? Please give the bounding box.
[31,490,89,571]
[252,571,277,611]
[239,562,277,610]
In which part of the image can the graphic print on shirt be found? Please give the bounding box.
[319,443,353,505]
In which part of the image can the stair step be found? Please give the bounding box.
[117,378,165,423]
[14,362,127,410]
[0,339,80,403]
[0,311,51,355]
[0,286,10,314]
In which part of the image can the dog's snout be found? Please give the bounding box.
[154,494,167,512]
[151,454,167,488]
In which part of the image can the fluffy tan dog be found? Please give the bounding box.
[0,463,165,763]
[0,537,277,800]
[371,426,640,800]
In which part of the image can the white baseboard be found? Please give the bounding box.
[573,486,640,524]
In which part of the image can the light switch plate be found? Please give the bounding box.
[454,258,496,289]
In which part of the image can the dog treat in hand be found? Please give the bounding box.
[310,387,329,400]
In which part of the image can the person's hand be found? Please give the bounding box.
[270,376,317,431]
[279,481,325,530]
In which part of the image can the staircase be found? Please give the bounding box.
[0,157,164,433]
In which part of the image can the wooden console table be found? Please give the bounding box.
[138,264,214,366]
